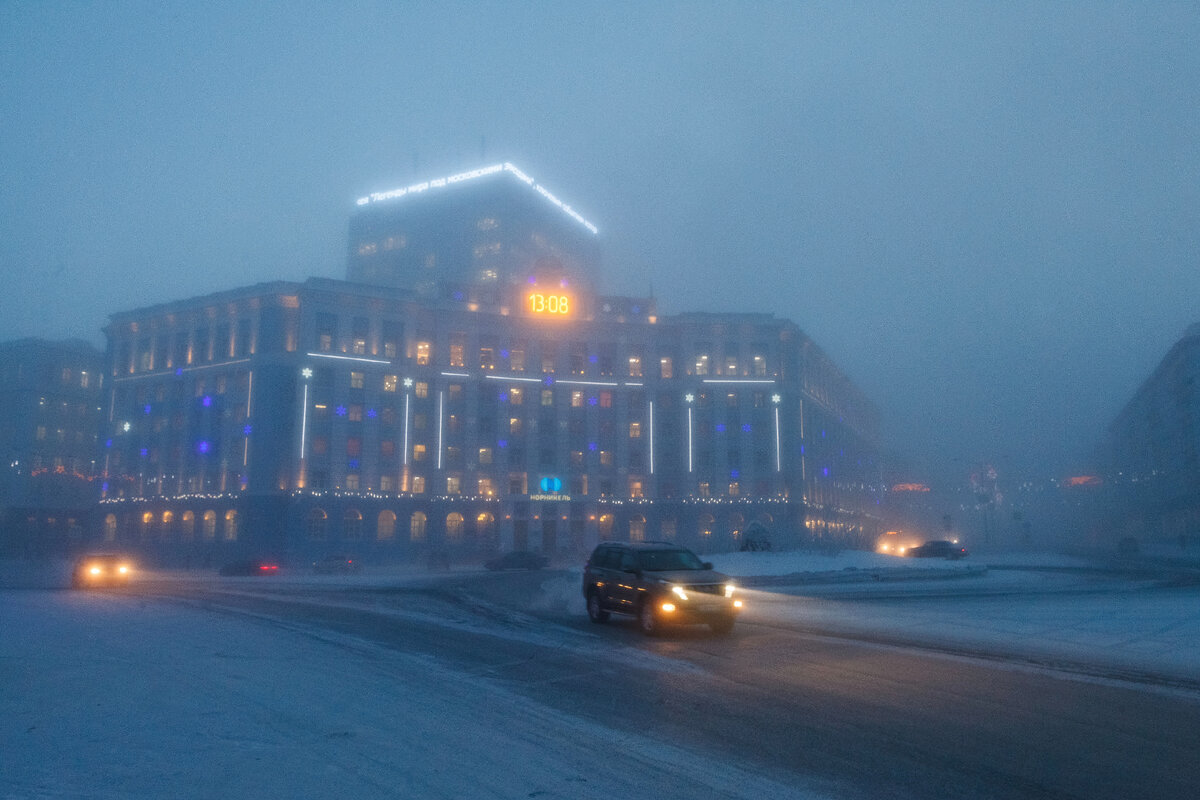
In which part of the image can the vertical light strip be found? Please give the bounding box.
[437,390,444,470]
[774,406,781,472]
[299,383,309,458]
[402,392,410,465]
[648,400,655,474]
[799,398,806,483]
[687,407,694,473]
[244,370,254,467]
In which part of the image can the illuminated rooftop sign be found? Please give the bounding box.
[355,162,599,235]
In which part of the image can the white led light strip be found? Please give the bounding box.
[356,162,598,235]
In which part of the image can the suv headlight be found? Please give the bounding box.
[671,585,689,601]
[724,583,736,598]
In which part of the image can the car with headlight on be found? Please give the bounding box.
[72,554,134,588]
[583,541,742,635]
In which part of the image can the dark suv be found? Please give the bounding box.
[582,541,742,635]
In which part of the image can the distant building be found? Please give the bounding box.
[1098,323,1200,546]
[95,166,882,566]
[0,338,104,555]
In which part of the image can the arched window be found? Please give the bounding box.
[180,511,195,541]
[410,511,427,542]
[224,510,238,541]
[377,510,396,541]
[343,509,362,540]
[598,513,614,539]
[629,514,646,542]
[202,510,217,540]
[104,514,118,542]
[445,512,464,541]
[306,508,328,540]
[161,511,174,541]
[728,513,744,543]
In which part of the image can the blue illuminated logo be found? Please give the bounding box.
[539,477,563,493]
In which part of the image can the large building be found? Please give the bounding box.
[95,165,882,566]
[1095,322,1200,546]
[0,338,104,555]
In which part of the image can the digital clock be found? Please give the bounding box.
[527,292,571,316]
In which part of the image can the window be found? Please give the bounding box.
[413,444,426,462]
[509,387,524,405]
[410,511,427,541]
[725,355,738,375]
[478,477,497,496]
[695,354,710,375]
[753,354,767,376]
[377,510,396,540]
[480,347,495,370]
[571,391,584,408]
[345,474,360,490]
[380,475,394,491]
[347,438,362,457]
[599,450,613,466]
[449,342,465,368]
[660,357,673,379]
[307,509,328,540]
[510,344,525,372]
[446,476,461,495]
[384,374,398,392]
[599,391,612,408]
[628,354,643,377]
[541,389,554,406]
[415,382,429,399]
[629,421,642,438]
[446,512,464,540]
[224,510,238,541]
[203,510,217,540]
[411,475,426,493]
[348,405,363,422]
[352,337,367,355]
[629,514,646,539]
[350,371,364,389]
[416,342,431,365]
[344,509,362,539]
[509,417,522,435]
[479,447,493,464]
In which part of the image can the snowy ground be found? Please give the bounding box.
[3,548,1198,799]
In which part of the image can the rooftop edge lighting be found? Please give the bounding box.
[355,162,598,235]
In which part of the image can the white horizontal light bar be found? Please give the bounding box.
[440,372,470,378]
[356,162,598,235]
[306,352,391,365]
[484,374,543,383]
[556,379,619,387]
[702,379,777,385]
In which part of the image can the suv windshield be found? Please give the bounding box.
[639,549,705,571]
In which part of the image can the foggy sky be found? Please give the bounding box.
[2,2,1198,485]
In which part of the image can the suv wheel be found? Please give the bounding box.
[586,591,610,623]
[638,601,660,636]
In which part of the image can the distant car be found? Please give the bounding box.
[72,554,134,588]
[218,559,280,576]
[313,555,360,574]
[484,550,548,571]
[583,541,742,635]
[905,540,968,559]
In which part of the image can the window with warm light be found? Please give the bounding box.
[416,342,431,365]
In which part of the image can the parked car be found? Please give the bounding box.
[582,541,742,635]
[484,550,548,571]
[218,559,280,576]
[72,553,134,588]
[313,555,360,574]
[904,540,968,559]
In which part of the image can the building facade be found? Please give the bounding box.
[94,164,882,566]
[0,338,104,555]
[1096,322,1200,546]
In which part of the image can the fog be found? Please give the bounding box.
[3,2,1198,484]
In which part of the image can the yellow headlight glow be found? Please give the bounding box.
[661,602,676,613]
[671,586,689,601]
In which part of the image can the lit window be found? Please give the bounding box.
[384,374,398,392]
[479,447,493,464]
[509,387,523,405]
[446,476,461,495]
[353,338,367,355]
[725,356,738,375]
[600,450,613,466]
[510,417,522,435]
[628,355,642,378]
[415,382,429,399]
[571,391,584,408]
[413,444,426,461]
[319,334,333,353]
[629,422,642,438]
[479,347,495,370]
[541,389,554,406]
[411,476,426,494]
[449,343,465,368]
[753,355,767,376]
[357,242,378,256]
[660,357,673,379]
[350,371,364,389]
[416,342,431,365]
[695,354,710,376]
